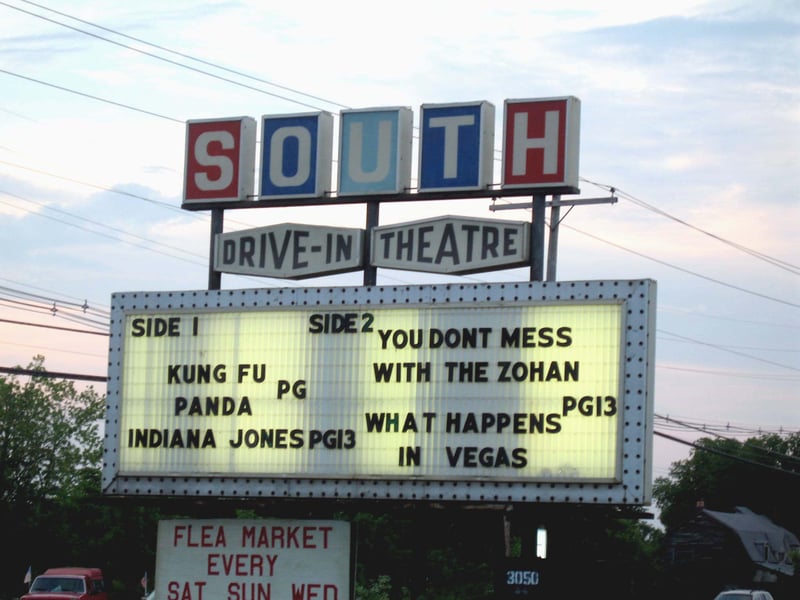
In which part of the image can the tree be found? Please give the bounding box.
[653,432,800,534]
[0,356,105,598]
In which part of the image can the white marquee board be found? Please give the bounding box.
[102,280,655,505]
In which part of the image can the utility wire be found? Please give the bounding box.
[14,0,349,110]
[1,188,206,262]
[0,365,107,382]
[0,190,297,289]
[0,1,330,112]
[654,430,800,478]
[658,304,800,330]
[655,414,800,466]
[0,317,108,336]
[2,3,796,341]
[5,0,796,286]
[0,68,183,123]
[0,297,108,329]
[0,158,261,230]
[0,158,188,217]
[581,178,800,275]
[0,195,208,267]
[3,188,798,367]
[0,286,108,319]
[560,219,799,309]
[3,10,794,306]
[0,276,108,314]
[657,363,799,381]
[658,328,799,372]
[655,414,798,437]
[0,337,106,358]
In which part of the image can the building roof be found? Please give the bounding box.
[704,507,799,577]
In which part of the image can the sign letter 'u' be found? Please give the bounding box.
[338,107,413,196]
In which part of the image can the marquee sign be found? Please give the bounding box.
[102,280,656,505]
[182,97,580,207]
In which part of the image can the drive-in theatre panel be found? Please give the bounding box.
[102,280,655,505]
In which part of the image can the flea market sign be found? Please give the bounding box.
[155,519,352,600]
[102,280,656,505]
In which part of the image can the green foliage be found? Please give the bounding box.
[349,509,497,600]
[653,432,800,534]
[355,575,393,600]
[0,356,104,513]
[6,356,762,600]
[0,358,164,600]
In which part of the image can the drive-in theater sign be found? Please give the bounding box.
[102,97,656,507]
[181,97,581,206]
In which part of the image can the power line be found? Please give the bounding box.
[654,430,800,478]
[3,8,794,308]
[655,414,800,466]
[0,285,109,318]
[657,363,800,381]
[0,337,106,358]
[0,365,107,382]
[0,1,331,112]
[0,158,188,216]
[0,188,207,262]
[0,297,107,330]
[0,288,108,319]
[0,317,108,336]
[655,419,779,438]
[581,178,800,275]
[0,67,183,123]
[0,158,260,231]
[2,3,796,342]
[0,194,208,268]
[658,304,800,330]
[13,0,349,111]
[4,0,795,288]
[3,187,797,368]
[0,191,295,289]
[658,328,800,372]
[559,219,799,308]
[0,276,108,314]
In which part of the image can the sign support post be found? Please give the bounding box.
[530,194,546,281]
[208,208,223,290]
[546,195,561,282]
[492,194,618,283]
[364,201,379,286]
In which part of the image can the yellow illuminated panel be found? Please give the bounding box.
[119,302,624,482]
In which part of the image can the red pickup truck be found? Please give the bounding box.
[22,568,108,600]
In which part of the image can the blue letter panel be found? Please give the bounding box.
[418,101,493,192]
[259,112,332,199]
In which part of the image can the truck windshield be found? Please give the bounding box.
[30,578,86,593]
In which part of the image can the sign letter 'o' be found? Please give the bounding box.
[270,126,312,186]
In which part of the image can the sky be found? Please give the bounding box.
[0,0,798,515]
